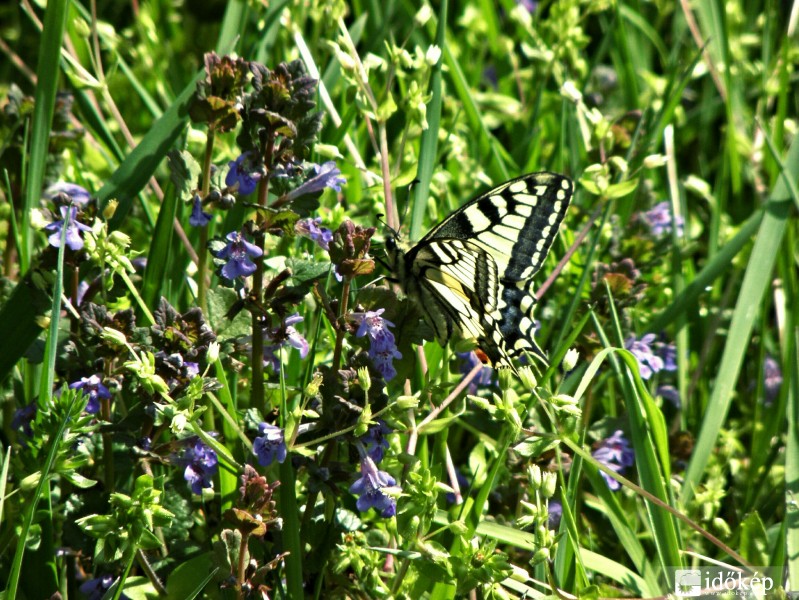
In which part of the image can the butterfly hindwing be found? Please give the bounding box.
[388,172,573,367]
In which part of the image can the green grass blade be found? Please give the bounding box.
[279,461,304,599]
[647,207,762,332]
[0,273,50,383]
[442,43,510,183]
[141,180,179,312]
[787,329,799,592]
[681,136,799,502]
[99,73,202,231]
[19,0,69,273]
[410,0,447,242]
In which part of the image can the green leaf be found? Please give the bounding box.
[165,553,217,600]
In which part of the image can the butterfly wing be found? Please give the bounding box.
[391,172,573,366]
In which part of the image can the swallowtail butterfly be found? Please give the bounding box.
[385,172,573,367]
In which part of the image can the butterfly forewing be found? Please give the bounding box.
[390,172,573,367]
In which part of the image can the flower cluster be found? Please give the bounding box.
[253,422,288,467]
[625,333,677,380]
[226,152,263,195]
[177,439,219,494]
[361,420,391,463]
[353,309,402,381]
[457,351,494,394]
[262,313,309,372]
[69,374,112,414]
[350,456,397,518]
[592,430,635,491]
[296,217,333,250]
[641,201,684,237]
[210,230,263,280]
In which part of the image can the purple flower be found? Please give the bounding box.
[547,499,562,530]
[12,402,37,437]
[211,231,263,280]
[79,575,129,600]
[657,339,678,372]
[44,205,92,251]
[625,333,664,380]
[457,351,494,393]
[516,0,538,12]
[296,217,333,250]
[656,384,681,409]
[225,152,262,195]
[361,420,392,463]
[189,196,212,227]
[253,422,287,467]
[353,309,402,381]
[350,457,397,517]
[763,356,782,405]
[69,374,112,414]
[46,182,91,207]
[284,161,346,202]
[592,430,635,491]
[179,440,218,494]
[262,313,309,372]
[642,201,684,236]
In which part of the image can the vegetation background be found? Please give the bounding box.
[0,0,797,598]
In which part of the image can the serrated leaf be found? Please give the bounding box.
[168,150,202,198]
[206,288,251,338]
[286,257,332,283]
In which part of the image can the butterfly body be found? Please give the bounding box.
[385,172,573,367]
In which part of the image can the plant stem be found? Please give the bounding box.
[331,278,351,372]
[197,130,215,314]
[236,531,251,599]
[251,135,275,410]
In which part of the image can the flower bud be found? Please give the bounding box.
[643,154,668,169]
[396,395,419,409]
[560,80,583,103]
[207,341,220,363]
[562,348,579,371]
[102,327,128,346]
[102,199,118,220]
[518,366,537,391]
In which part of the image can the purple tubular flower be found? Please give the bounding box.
[656,384,681,409]
[211,231,263,280]
[657,339,678,372]
[284,161,346,201]
[12,402,37,437]
[69,374,112,414]
[361,420,392,463]
[350,457,397,517]
[189,197,212,227]
[180,440,218,494]
[263,313,309,372]
[226,152,262,195]
[547,499,562,530]
[79,575,130,600]
[642,201,684,236]
[46,182,91,206]
[353,309,402,381]
[763,356,782,405]
[625,333,664,380]
[253,423,287,467]
[457,351,494,393]
[295,217,334,250]
[592,430,635,491]
[44,205,92,251]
